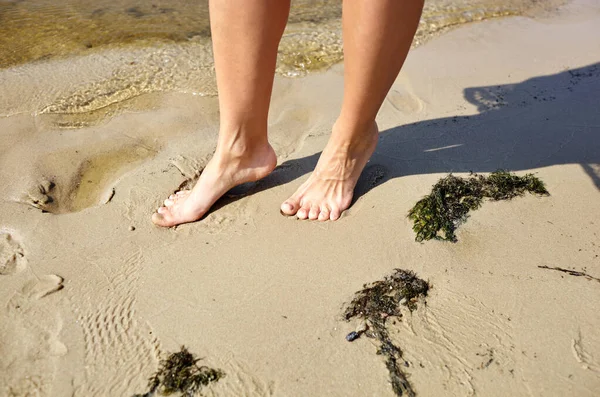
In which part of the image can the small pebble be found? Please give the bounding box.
[346,331,360,342]
[129,226,136,231]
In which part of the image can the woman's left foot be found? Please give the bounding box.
[280,122,379,221]
[152,139,277,227]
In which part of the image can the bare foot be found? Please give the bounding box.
[280,122,379,221]
[152,142,277,227]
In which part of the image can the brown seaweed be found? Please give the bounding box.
[343,269,430,397]
[133,346,224,397]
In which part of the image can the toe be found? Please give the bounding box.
[308,205,320,220]
[152,210,173,227]
[281,198,300,216]
[296,205,310,220]
[330,206,341,221]
[152,212,165,225]
[318,205,330,221]
[165,191,191,207]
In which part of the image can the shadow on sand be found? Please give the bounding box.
[217,63,599,214]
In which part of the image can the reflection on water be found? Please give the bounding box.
[0,0,566,117]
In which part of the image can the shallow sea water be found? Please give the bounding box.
[0,0,566,117]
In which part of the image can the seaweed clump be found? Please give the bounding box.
[133,346,224,397]
[343,269,430,397]
[408,170,549,242]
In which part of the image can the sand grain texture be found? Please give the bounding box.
[1,1,600,396]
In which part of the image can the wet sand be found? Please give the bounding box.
[1,0,600,396]
[0,0,568,118]
[0,0,567,71]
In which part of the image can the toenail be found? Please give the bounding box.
[280,209,293,217]
[151,213,163,225]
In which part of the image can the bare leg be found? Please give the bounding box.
[153,0,290,227]
[281,0,424,220]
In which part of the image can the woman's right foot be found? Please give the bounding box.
[280,121,379,221]
[152,140,277,227]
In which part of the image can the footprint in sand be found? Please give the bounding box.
[20,274,64,300]
[24,178,55,213]
[0,232,27,275]
[386,88,424,114]
[0,274,67,397]
[22,145,156,214]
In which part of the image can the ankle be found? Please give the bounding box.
[329,120,379,151]
[334,116,377,134]
[215,126,270,158]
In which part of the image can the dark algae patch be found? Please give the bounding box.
[133,346,224,397]
[343,269,430,397]
[408,170,549,242]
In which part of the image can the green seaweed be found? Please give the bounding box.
[344,269,430,397]
[408,170,549,242]
[133,346,224,397]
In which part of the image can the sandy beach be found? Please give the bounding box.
[1,0,600,396]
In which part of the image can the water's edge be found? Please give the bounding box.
[0,0,567,120]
